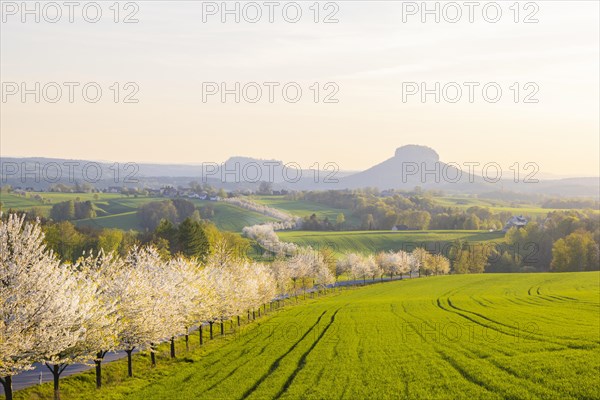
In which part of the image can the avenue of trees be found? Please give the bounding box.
[336,248,450,282]
[0,213,456,400]
[0,214,325,400]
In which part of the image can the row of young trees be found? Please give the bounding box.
[0,214,351,400]
[337,248,450,282]
[223,197,299,223]
[242,223,299,257]
[0,213,455,400]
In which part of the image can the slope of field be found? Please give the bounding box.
[277,230,505,255]
[252,196,361,227]
[0,193,275,232]
[15,272,599,399]
[433,196,586,218]
[75,200,276,232]
[199,201,278,232]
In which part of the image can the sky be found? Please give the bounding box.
[1,1,599,178]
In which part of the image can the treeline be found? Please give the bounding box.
[421,210,600,273]
[288,190,511,230]
[137,198,200,231]
[504,210,599,272]
[2,209,248,264]
[542,198,599,209]
[50,200,96,221]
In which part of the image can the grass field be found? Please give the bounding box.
[277,230,505,255]
[252,194,556,221]
[0,193,275,232]
[433,196,583,218]
[11,272,600,399]
[254,194,596,221]
[252,196,362,227]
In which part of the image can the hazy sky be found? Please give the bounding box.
[1,1,598,177]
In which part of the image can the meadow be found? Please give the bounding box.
[432,196,583,218]
[277,230,506,255]
[0,193,275,232]
[254,194,563,221]
[10,272,599,400]
[251,195,362,226]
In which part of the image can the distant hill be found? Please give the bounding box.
[334,145,599,197]
[1,147,598,197]
[338,145,475,190]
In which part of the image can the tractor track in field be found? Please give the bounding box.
[400,300,558,396]
[469,295,494,308]
[239,310,328,400]
[439,296,552,344]
[275,308,342,398]
[202,326,277,381]
[434,349,498,396]
[436,295,565,346]
[204,338,276,391]
[393,300,507,395]
[440,295,600,349]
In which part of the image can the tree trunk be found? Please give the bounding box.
[95,350,106,389]
[294,280,298,303]
[1,376,13,400]
[199,325,203,345]
[185,333,189,352]
[252,310,256,320]
[209,321,214,339]
[126,348,134,377]
[220,321,224,336]
[247,310,250,321]
[51,364,61,400]
[170,337,176,358]
[150,344,156,366]
[237,315,241,327]
[258,308,261,317]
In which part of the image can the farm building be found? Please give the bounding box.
[502,215,528,233]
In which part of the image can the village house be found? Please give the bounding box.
[502,215,528,233]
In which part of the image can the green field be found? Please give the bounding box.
[12,272,600,399]
[254,194,596,221]
[0,193,275,232]
[252,196,361,227]
[277,230,505,255]
[253,194,553,221]
[434,196,577,218]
